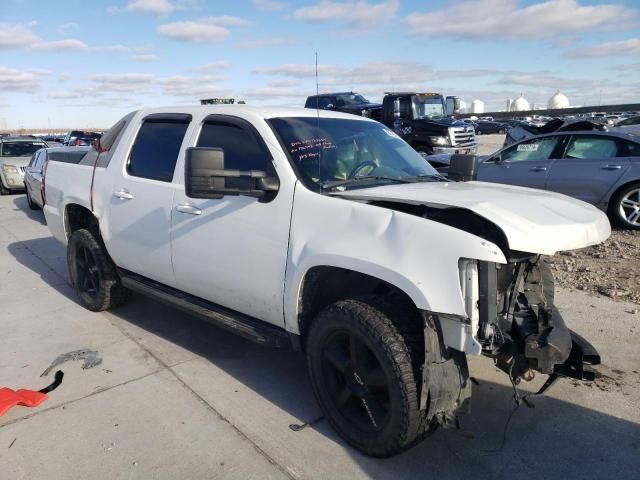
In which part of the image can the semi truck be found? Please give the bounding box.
[305,91,477,158]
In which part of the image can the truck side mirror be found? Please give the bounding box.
[393,98,401,118]
[448,154,478,182]
[445,96,461,116]
[185,147,279,200]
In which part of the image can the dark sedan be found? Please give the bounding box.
[478,130,640,229]
[24,146,89,209]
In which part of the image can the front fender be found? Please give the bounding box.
[284,183,506,334]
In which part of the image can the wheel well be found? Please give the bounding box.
[65,204,98,238]
[297,266,421,350]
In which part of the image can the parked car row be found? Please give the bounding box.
[0,130,100,196]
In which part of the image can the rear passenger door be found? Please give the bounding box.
[105,114,191,286]
[545,135,629,204]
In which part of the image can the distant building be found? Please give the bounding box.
[511,95,530,112]
[548,91,570,109]
[471,99,484,114]
[506,98,514,112]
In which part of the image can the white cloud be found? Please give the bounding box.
[58,22,79,32]
[569,38,640,57]
[33,39,90,51]
[405,0,637,40]
[130,53,158,62]
[206,15,251,26]
[88,73,155,93]
[292,0,399,27]
[189,61,231,73]
[236,36,296,49]
[158,21,229,42]
[157,75,228,98]
[253,0,287,11]
[126,0,176,15]
[0,66,43,92]
[614,62,640,71]
[0,23,41,49]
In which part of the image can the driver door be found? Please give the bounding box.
[478,135,565,190]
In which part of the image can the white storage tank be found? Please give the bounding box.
[471,99,484,114]
[548,91,570,109]
[512,95,530,111]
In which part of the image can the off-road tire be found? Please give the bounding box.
[609,182,640,230]
[67,228,130,311]
[0,180,10,195]
[306,296,435,457]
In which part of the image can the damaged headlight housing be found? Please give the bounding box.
[429,136,450,146]
[458,258,479,331]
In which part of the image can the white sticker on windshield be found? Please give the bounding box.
[382,128,402,140]
[517,143,539,151]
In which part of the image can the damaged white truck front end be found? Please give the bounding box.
[288,179,609,427]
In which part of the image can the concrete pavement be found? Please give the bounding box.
[1,192,638,480]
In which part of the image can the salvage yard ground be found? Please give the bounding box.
[1,135,639,479]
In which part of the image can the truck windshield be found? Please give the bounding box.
[413,97,444,120]
[269,117,442,191]
[0,142,46,157]
[335,94,369,106]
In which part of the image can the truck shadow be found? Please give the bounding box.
[108,294,640,480]
[7,236,640,479]
[12,195,47,225]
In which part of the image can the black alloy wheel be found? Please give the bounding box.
[322,329,391,433]
[75,245,101,300]
[67,228,130,311]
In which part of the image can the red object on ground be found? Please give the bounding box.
[0,388,48,416]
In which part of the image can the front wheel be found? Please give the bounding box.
[609,183,640,230]
[67,229,130,311]
[0,180,9,196]
[306,297,433,457]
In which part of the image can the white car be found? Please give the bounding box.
[43,106,608,457]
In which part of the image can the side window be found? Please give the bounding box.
[502,136,561,162]
[317,96,334,109]
[128,119,189,182]
[623,141,640,157]
[196,122,272,172]
[36,151,47,168]
[564,136,619,159]
[28,152,39,167]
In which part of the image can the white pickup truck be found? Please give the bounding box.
[44,106,609,457]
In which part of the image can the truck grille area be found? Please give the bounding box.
[448,126,476,147]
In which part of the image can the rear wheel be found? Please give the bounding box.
[609,183,640,230]
[306,297,434,457]
[25,186,39,210]
[67,229,130,311]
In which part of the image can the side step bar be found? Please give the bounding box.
[119,271,292,349]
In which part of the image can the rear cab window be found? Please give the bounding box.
[564,136,619,159]
[127,114,191,182]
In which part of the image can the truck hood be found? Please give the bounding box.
[333,181,610,255]
[0,156,31,167]
[412,117,466,128]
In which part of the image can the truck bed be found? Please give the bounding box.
[43,162,94,245]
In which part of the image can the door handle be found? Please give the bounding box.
[530,166,548,172]
[176,203,202,215]
[602,164,622,170]
[113,189,134,200]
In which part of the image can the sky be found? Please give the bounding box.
[1,0,639,129]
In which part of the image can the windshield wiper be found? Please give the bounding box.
[400,174,448,182]
[322,175,414,189]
